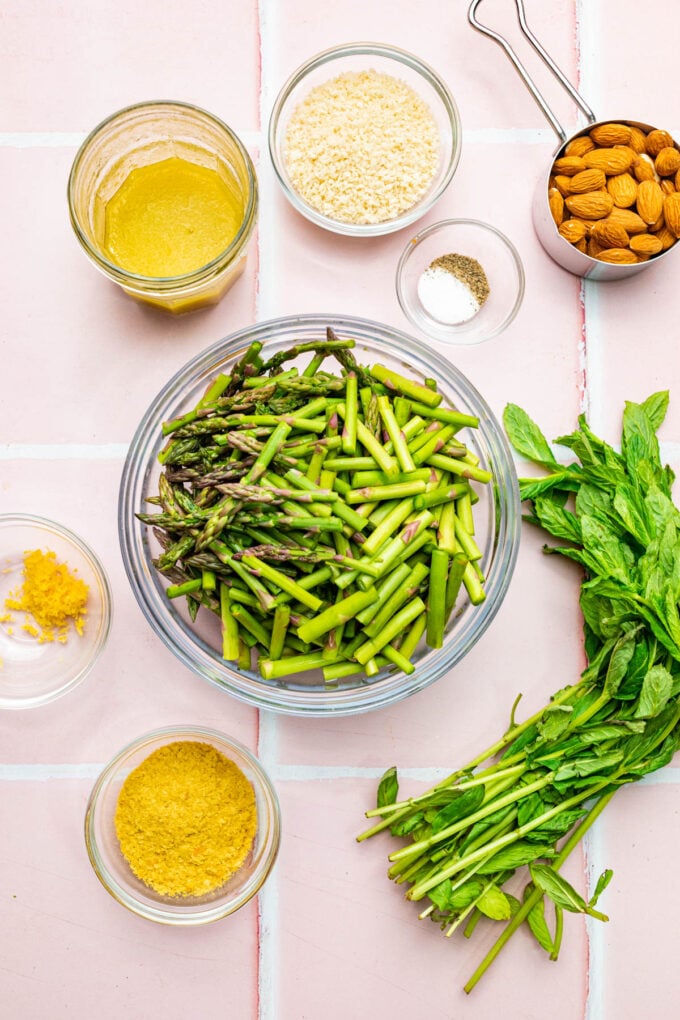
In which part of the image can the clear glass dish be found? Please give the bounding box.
[68,101,258,313]
[0,514,111,709]
[268,42,461,236]
[396,219,525,344]
[119,315,520,716]
[85,725,280,925]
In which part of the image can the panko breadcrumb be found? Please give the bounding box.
[284,70,440,225]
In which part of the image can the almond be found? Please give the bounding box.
[628,126,648,154]
[655,147,680,177]
[559,218,589,244]
[574,237,588,254]
[660,179,676,196]
[650,213,666,233]
[676,167,680,191]
[553,175,573,197]
[629,233,663,256]
[583,147,634,175]
[553,155,588,176]
[587,237,606,259]
[646,129,676,157]
[607,173,637,208]
[548,187,565,226]
[596,248,640,264]
[590,218,630,248]
[663,192,680,236]
[656,226,677,251]
[590,122,631,147]
[565,191,614,220]
[608,207,648,234]
[569,168,606,194]
[636,180,664,225]
[564,135,595,158]
[633,153,660,183]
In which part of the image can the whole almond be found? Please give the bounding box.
[629,126,648,154]
[553,175,573,198]
[633,153,660,183]
[569,168,606,194]
[663,193,680,236]
[565,191,614,219]
[564,135,595,158]
[650,213,666,233]
[646,129,676,157]
[549,187,565,226]
[583,147,634,175]
[590,122,631,147]
[553,155,588,176]
[660,179,676,196]
[596,248,639,264]
[559,218,588,244]
[636,180,664,225]
[656,226,677,251]
[588,237,606,259]
[655,147,680,177]
[607,173,638,208]
[629,233,663,256]
[676,167,680,191]
[590,218,630,248]
[608,207,648,234]
[574,237,588,254]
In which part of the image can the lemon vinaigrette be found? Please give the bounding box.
[102,156,245,278]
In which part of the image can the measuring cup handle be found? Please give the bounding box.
[468,0,596,145]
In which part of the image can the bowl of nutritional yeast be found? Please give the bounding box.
[268,42,461,236]
[119,314,520,716]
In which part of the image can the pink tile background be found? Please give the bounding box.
[2,1,680,1018]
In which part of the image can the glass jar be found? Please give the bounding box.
[68,101,258,313]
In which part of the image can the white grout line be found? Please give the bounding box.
[0,763,103,780]
[584,816,607,1020]
[1,760,676,784]
[576,2,606,1016]
[0,130,262,149]
[10,126,674,151]
[256,4,280,1018]
[0,443,129,460]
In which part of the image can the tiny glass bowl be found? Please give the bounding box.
[0,514,111,710]
[268,42,461,236]
[85,725,281,925]
[396,219,525,345]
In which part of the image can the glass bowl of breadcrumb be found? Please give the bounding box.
[268,42,461,236]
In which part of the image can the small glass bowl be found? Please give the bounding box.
[268,42,461,236]
[68,101,258,313]
[396,219,525,344]
[85,726,281,925]
[0,515,111,709]
[118,314,520,716]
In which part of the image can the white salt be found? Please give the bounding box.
[417,265,480,325]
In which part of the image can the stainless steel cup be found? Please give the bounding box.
[468,0,679,281]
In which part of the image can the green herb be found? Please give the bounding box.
[140,335,492,682]
[359,392,680,990]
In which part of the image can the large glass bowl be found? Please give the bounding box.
[119,315,520,715]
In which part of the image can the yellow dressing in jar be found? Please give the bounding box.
[102,155,244,278]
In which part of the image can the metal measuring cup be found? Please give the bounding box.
[468,0,679,280]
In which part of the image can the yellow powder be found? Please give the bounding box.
[115,741,257,898]
[3,549,89,644]
[284,69,440,224]
[102,156,244,277]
